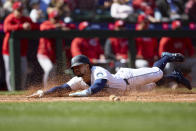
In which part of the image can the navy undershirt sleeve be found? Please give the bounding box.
[45,83,71,95]
[89,79,107,94]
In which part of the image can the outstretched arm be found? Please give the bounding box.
[27,84,72,98]
[44,84,71,95]
[69,79,107,97]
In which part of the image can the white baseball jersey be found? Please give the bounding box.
[67,66,163,91]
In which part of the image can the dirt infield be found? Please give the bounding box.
[0,88,196,103]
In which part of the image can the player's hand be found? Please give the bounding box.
[55,23,65,29]
[69,89,92,97]
[23,22,31,30]
[26,90,44,98]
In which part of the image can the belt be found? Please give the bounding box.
[123,79,129,85]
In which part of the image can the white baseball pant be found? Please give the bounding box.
[3,55,27,91]
[115,67,163,90]
[37,54,54,88]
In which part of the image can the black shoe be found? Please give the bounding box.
[161,52,184,62]
[170,70,192,90]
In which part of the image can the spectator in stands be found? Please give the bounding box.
[3,0,14,16]
[104,20,129,71]
[159,20,196,86]
[39,0,51,14]
[37,9,69,88]
[47,0,72,23]
[132,0,156,15]
[96,0,112,10]
[0,0,6,22]
[71,0,97,10]
[156,0,170,20]
[47,0,59,14]
[2,1,39,91]
[95,0,112,18]
[110,0,133,19]
[135,14,158,68]
[71,21,105,64]
[132,0,159,22]
[22,0,31,16]
[29,0,45,23]
[168,0,186,20]
[185,0,196,22]
[156,0,188,21]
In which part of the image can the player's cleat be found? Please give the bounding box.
[169,70,192,90]
[161,52,184,62]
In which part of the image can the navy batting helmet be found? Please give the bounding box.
[71,55,91,68]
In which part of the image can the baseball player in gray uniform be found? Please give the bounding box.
[28,52,191,98]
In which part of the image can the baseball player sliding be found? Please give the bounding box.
[28,52,191,98]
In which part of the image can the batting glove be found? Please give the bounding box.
[69,88,92,97]
[26,90,44,98]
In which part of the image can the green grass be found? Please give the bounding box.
[0,91,25,95]
[0,102,196,131]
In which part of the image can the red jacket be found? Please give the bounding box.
[135,37,158,59]
[108,38,129,59]
[2,13,38,56]
[37,20,65,63]
[159,37,194,57]
[71,37,103,62]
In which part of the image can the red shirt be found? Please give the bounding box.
[71,37,103,62]
[37,20,65,63]
[159,37,194,57]
[2,13,38,56]
[135,37,158,59]
[108,38,129,59]
[132,0,155,15]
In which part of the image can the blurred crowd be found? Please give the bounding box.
[0,0,196,91]
[0,0,196,23]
